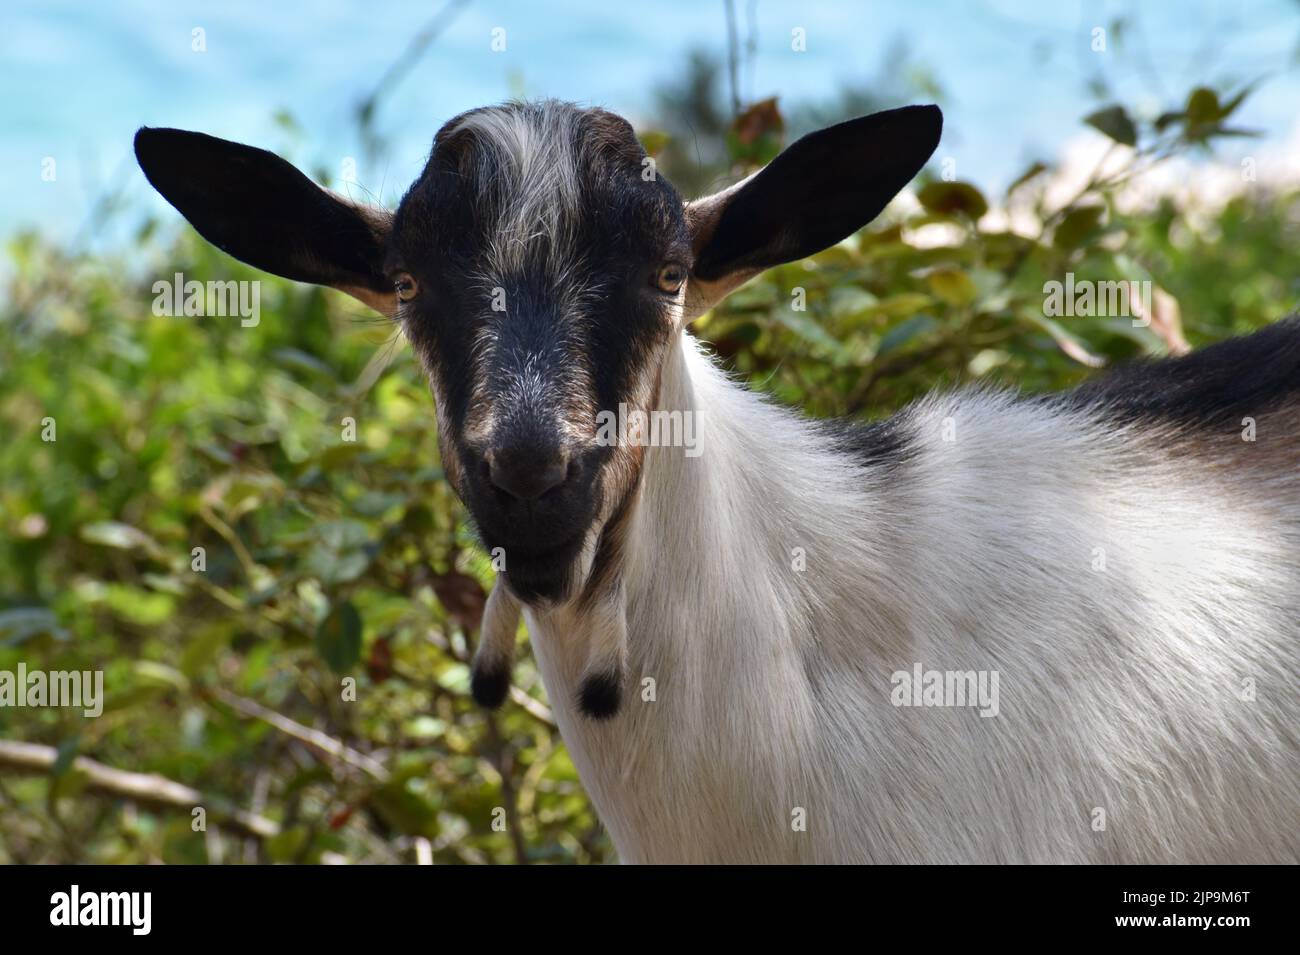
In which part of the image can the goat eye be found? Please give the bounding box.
[655,263,686,294]
[394,272,419,302]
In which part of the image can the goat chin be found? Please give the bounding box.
[517,328,1300,864]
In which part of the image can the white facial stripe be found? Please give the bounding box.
[447,103,622,451]
[448,101,585,276]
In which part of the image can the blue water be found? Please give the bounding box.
[4,0,1297,246]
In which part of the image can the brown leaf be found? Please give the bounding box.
[366,635,394,683]
[328,805,355,830]
[733,97,784,146]
[1133,284,1190,356]
[430,569,487,632]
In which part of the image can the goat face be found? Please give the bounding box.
[392,103,691,603]
[134,99,942,609]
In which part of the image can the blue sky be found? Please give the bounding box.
[4,0,1298,246]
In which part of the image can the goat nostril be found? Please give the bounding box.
[487,454,569,501]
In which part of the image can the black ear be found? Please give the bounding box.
[134,127,396,314]
[687,104,942,290]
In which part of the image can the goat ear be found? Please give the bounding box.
[134,127,397,316]
[684,104,942,315]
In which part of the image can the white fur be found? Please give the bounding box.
[449,102,583,276]
[524,331,1300,863]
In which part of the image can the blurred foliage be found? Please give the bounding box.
[0,235,602,863]
[654,41,943,195]
[697,82,1298,415]
[1,55,1297,863]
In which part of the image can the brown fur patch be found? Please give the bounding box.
[578,355,666,610]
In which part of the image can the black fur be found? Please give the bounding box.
[693,105,943,281]
[133,127,389,294]
[1062,316,1300,427]
[470,661,511,709]
[822,318,1300,471]
[819,413,917,471]
[577,669,622,720]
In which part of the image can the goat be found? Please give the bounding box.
[135,99,1299,863]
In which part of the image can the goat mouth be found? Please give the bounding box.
[479,525,593,605]
[499,554,581,604]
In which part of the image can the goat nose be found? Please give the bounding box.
[486,449,569,501]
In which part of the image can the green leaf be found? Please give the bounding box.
[872,293,934,318]
[1154,110,1185,132]
[266,826,311,862]
[1185,87,1221,125]
[80,521,165,560]
[316,520,371,551]
[917,181,989,219]
[316,601,363,672]
[271,109,302,134]
[637,130,671,156]
[1053,205,1106,250]
[1174,83,1261,144]
[828,285,879,319]
[706,319,761,348]
[104,682,169,713]
[272,348,337,380]
[1006,161,1048,197]
[774,309,850,358]
[369,781,438,836]
[179,625,229,678]
[51,738,81,778]
[134,660,190,693]
[305,549,371,586]
[101,584,176,626]
[877,315,939,356]
[1022,312,1105,367]
[351,491,406,517]
[1203,127,1261,139]
[436,662,471,694]
[968,348,1011,376]
[924,268,977,306]
[0,607,70,646]
[1083,105,1137,147]
[1217,82,1258,121]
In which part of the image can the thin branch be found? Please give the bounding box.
[356,0,473,146]
[846,340,956,415]
[0,739,278,840]
[484,715,529,865]
[723,0,742,116]
[198,500,259,582]
[508,686,555,727]
[205,686,390,782]
[419,618,557,728]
